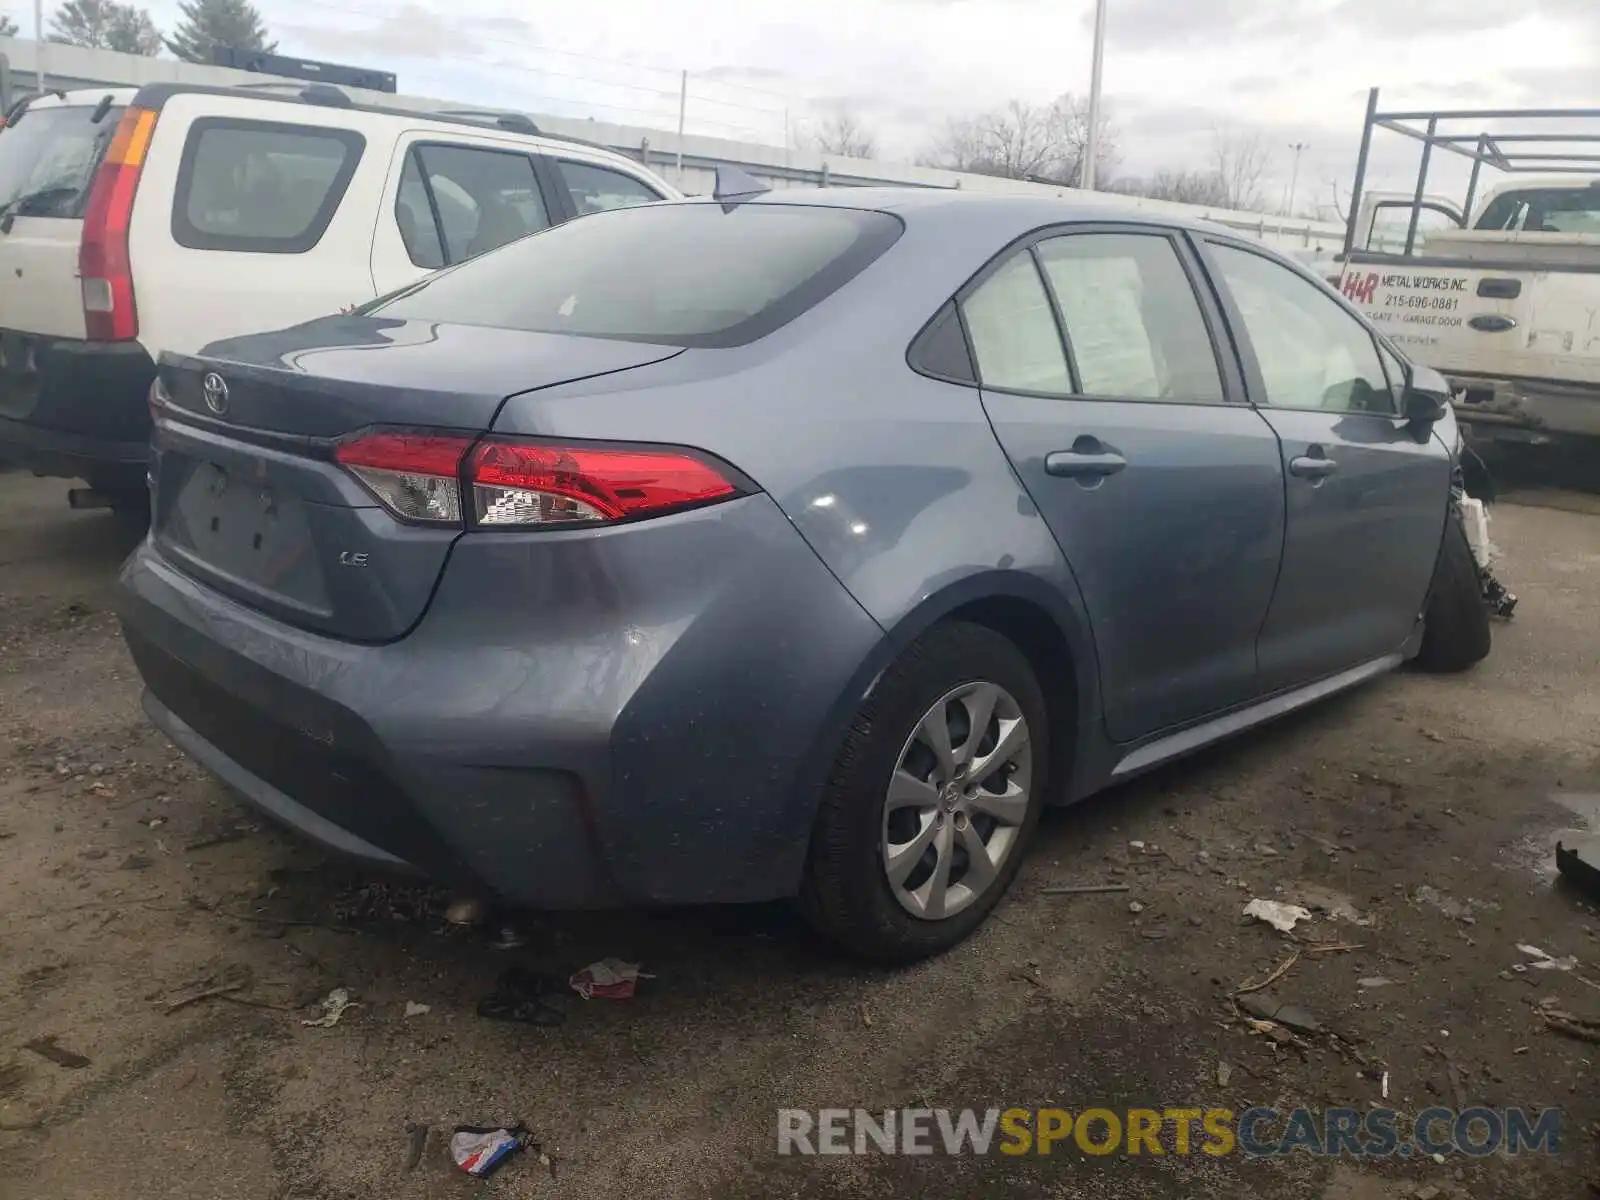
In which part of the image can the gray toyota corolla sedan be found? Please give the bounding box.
[116,184,1490,962]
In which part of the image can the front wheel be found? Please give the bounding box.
[1415,508,1491,673]
[800,621,1049,963]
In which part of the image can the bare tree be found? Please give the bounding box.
[1107,168,1229,206]
[806,109,878,160]
[1047,93,1118,187]
[921,94,1117,185]
[1211,127,1272,211]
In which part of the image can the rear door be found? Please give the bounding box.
[370,134,562,296]
[0,96,128,338]
[969,226,1286,742]
[1202,238,1450,691]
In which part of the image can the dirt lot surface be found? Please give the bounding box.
[2,471,1599,1200]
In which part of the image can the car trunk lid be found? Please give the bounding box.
[150,315,683,642]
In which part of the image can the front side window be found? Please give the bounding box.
[1210,243,1394,415]
[1476,188,1600,235]
[405,144,550,266]
[960,251,1071,395]
[173,119,363,252]
[369,202,902,348]
[1035,232,1224,403]
[556,160,663,216]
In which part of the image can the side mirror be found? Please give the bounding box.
[1402,362,1451,425]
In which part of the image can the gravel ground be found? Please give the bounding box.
[1,470,1598,1200]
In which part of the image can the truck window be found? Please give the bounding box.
[0,103,123,219]
[1476,188,1600,234]
[173,119,365,253]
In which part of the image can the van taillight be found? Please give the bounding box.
[79,106,156,341]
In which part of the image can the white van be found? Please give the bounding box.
[0,82,681,510]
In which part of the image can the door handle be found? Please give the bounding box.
[1045,437,1127,480]
[1288,450,1339,480]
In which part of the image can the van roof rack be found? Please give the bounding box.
[437,108,540,135]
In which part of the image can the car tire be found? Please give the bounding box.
[800,621,1049,964]
[1415,509,1490,673]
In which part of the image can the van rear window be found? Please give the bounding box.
[0,104,123,220]
[172,118,365,253]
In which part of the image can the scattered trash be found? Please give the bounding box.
[1306,942,1365,955]
[1381,1070,1389,1099]
[1430,1152,1446,1165]
[450,1125,527,1177]
[1285,883,1370,926]
[1237,992,1322,1035]
[1557,838,1600,902]
[1517,944,1578,972]
[478,967,569,1025]
[404,1001,431,1018]
[1243,899,1312,933]
[1253,842,1279,857]
[164,981,244,1012]
[861,1005,873,1028]
[444,896,487,926]
[1358,977,1396,990]
[1413,884,1487,922]
[23,1036,90,1069]
[1244,1017,1294,1046]
[302,987,357,1028]
[404,1122,429,1171]
[1127,900,1145,914]
[1235,951,1300,996]
[1040,882,1131,896]
[570,959,650,1000]
[143,817,165,829]
[1128,840,1146,851]
[1216,1061,1232,1087]
[1538,997,1600,1044]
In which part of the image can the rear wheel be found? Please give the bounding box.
[1415,509,1490,673]
[800,621,1048,963]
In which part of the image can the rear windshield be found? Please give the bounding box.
[0,103,122,219]
[1476,188,1600,234]
[368,202,904,348]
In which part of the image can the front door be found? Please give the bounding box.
[1199,239,1452,693]
[965,228,1286,742]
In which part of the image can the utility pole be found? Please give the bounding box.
[1083,0,1108,191]
[675,70,687,186]
[33,0,45,95]
[1285,141,1308,216]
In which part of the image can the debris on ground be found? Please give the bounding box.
[1216,1061,1232,1087]
[570,959,650,1000]
[1516,944,1578,972]
[1235,951,1300,995]
[478,967,569,1025]
[1358,977,1396,990]
[404,1122,429,1171]
[1127,900,1145,914]
[164,981,244,1012]
[444,896,487,926]
[404,1001,431,1017]
[301,987,357,1028]
[450,1125,527,1177]
[1557,837,1600,902]
[1285,883,1370,926]
[1040,882,1131,896]
[1243,899,1312,933]
[1537,997,1600,1044]
[1236,992,1323,1035]
[23,1036,90,1069]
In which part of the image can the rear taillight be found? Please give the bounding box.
[79,106,156,341]
[333,432,743,528]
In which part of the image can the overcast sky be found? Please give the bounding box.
[19,0,1600,212]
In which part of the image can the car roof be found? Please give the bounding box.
[678,186,1237,243]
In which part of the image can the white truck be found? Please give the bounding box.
[1334,90,1600,455]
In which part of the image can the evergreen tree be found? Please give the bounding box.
[0,16,18,36]
[49,0,162,56]
[164,0,275,63]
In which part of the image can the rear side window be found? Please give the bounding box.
[556,160,663,216]
[0,104,123,219]
[172,119,364,253]
[960,251,1071,394]
[398,144,551,268]
[370,202,903,349]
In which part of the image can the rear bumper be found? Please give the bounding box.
[1448,372,1600,444]
[0,332,155,485]
[116,494,888,908]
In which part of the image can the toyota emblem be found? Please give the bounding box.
[201,372,229,415]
